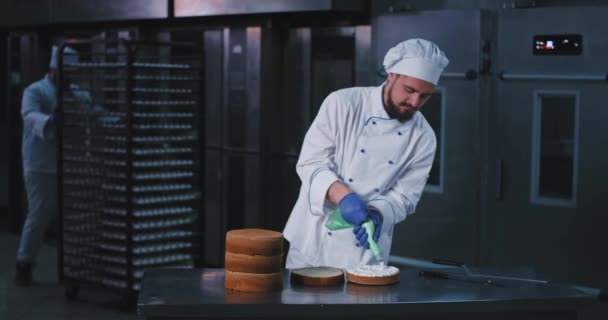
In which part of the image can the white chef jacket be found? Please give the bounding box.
[283,84,437,269]
[21,74,57,174]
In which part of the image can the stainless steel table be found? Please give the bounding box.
[138,268,596,319]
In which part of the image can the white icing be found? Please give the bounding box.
[346,263,399,277]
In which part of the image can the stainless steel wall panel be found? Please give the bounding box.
[222,27,262,150]
[310,28,355,117]
[201,26,265,262]
[174,0,367,17]
[354,26,373,86]
[278,28,311,156]
[375,10,482,81]
[52,0,168,23]
[246,27,261,150]
[202,29,225,266]
[477,9,498,273]
[204,30,224,147]
[311,59,352,114]
[490,7,608,286]
[497,7,608,73]
[267,157,300,231]
[224,28,245,149]
[223,154,260,230]
[203,150,223,266]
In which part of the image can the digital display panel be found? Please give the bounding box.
[533,34,582,55]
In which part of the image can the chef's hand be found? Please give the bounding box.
[48,109,60,127]
[339,192,368,225]
[48,112,56,125]
[44,110,59,140]
[354,210,383,249]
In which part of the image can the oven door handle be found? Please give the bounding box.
[377,68,479,80]
[499,72,608,81]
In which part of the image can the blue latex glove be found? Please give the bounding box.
[353,210,383,249]
[339,192,368,225]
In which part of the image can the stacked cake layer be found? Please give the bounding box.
[224,229,283,292]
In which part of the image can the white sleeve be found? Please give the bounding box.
[367,130,436,227]
[296,93,341,216]
[21,86,54,140]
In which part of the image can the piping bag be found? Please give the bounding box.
[325,207,383,263]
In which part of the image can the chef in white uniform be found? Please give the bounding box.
[283,38,449,269]
[14,45,79,286]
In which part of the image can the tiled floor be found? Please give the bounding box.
[0,233,138,320]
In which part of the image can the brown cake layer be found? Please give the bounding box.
[225,229,283,256]
[225,251,282,274]
[224,270,283,292]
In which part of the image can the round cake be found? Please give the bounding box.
[225,229,283,256]
[225,251,282,274]
[290,267,344,286]
[346,264,400,285]
[225,270,283,292]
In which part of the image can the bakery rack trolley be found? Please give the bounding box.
[55,38,204,308]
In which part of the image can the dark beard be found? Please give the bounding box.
[384,84,415,123]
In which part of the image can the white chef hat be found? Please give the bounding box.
[383,38,449,85]
[49,45,79,69]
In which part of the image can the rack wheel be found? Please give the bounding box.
[65,285,79,300]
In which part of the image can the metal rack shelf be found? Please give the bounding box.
[57,39,203,302]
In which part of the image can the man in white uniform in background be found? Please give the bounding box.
[14,45,79,286]
[283,38,449,269]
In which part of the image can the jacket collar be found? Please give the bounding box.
[365,82,419,132]
[370,82,390,119]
